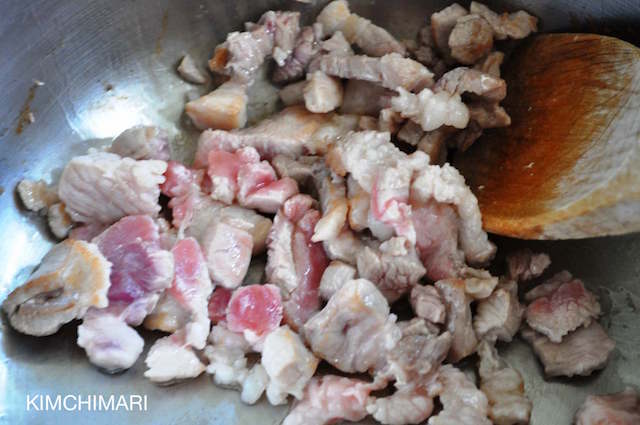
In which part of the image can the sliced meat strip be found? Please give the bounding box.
[304,279,401,373]
[317,0,405,57]
[266,195,329,330]
[575,388,640,425]
[2,239,111,336]
[283,375,378,425]
[477,340,532,425]
[185,81,248,131]
[469,2,538,40]
[525,277,601,342]
[58,152,166,224]
[521,322,615,377]
[315,53,434,92]
[449,14,494,65]
[109,126,171,161]
[436,279,478,362]
[261,325,319,405]
[193,106,344,165]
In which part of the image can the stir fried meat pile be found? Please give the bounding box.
[6,2,636,424]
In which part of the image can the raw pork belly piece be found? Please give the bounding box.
[304,279,401,373]
[266,195,329,330]
[2,239,111,336]
[58,151,166,223]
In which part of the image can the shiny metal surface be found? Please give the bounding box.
[0,1,639,424]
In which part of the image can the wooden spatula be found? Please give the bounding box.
[454,33,640,239]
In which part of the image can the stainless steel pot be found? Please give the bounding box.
[1,1,639,424]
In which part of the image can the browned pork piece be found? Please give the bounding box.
[506,248,551,281]
[428,364,492,425]
[575,388,640,425]
[470,1,538,40]
[304,279,401,373]
[315,53,434,92]
[431,3,468,59]
[448,14,494,64]
[185,81,248,130]
[435,67,507,102]
[47,203,73,239]
[521,322,615,377]
[304,71,344,114]
[17,179,59,211]
[2,239,111,336]
[177,54,208,84]
[311,163,349,243]
[436,279,478,362]
[340,79,395,116]
[317,0,405,57]
[273,24,323,83]
[193,106,357,165]
[474,51,504,77]
[477,341,532,425]
[58,151,166,224]
[109,125,171,160]
[209,10,300,82]
[525,274,601,342]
